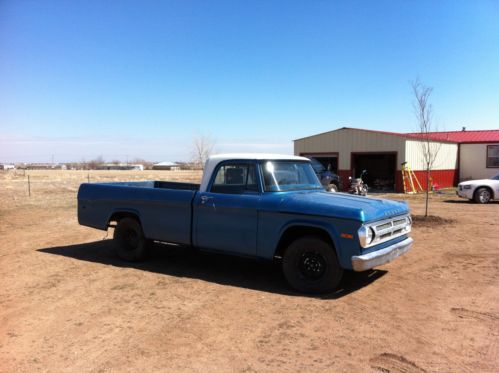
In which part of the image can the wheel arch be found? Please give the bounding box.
[474,185,495,201]
[107,209,142,226]
[274,223,338,259]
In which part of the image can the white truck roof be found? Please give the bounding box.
[200,153,310,192]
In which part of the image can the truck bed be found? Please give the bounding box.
[77,181,199,245]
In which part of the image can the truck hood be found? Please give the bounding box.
[276,191,410,222]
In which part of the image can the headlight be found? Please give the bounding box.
[404,216,412,233]
[358,226,375,248]
[462,185,472,190]
[367,227,375,243]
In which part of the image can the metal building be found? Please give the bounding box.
[152,161,181,170]
[407,130,499,181]
[294,127,499,192]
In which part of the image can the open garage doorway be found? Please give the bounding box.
[351,153,396,192]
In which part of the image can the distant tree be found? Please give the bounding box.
[111,159,121,165]
[65,162,79,170]
[412,79,441,217]
[191,132,216,168]
[87,156,105,170]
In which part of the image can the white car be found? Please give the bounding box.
[457,173,499,203]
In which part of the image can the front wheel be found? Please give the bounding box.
[282,236,343,294]
[474,187,491,204]
[113,217,150,261]
[327,184,339,192]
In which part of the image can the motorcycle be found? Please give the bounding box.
[348,169,368,196]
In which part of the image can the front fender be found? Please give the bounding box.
[256,211,362,269]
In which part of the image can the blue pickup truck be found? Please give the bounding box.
[78,154,413,294]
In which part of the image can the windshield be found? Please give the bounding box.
[492,173,499,180]
[262,161,323,192]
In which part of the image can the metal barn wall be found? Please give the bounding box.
[460,143,498,180]
[404,140,458,170]
[294,128,406,170]
[404,140,458,190]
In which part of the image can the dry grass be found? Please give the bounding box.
[0,169,203,211]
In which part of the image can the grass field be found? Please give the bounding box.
[0,170,498,372]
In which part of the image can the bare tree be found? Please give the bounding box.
[191,132,216,168]
[412,79,441,217]
[87,155,105,170]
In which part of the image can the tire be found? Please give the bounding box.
[113,217,150,261]
[282,236,343,294]
[474,187,491,204]
[327,184,339,193]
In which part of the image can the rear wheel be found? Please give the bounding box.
[282,236,343,294]
[113,217,150,261]
[474,187,491,204]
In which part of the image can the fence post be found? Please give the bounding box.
[87,173,90,183]
[28,175,31,197]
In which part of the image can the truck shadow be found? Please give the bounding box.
[38,240,387,299]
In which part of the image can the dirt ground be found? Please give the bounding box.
[1,170,498,372]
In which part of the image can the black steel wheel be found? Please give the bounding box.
[113,217,150,261]
[474,187,491,204]
[282,236,343,294]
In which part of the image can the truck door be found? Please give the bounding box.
[193,161,260,256]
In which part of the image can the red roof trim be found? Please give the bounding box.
[294,127,499,144]
[406,130,499,143]
[341,127,459,143]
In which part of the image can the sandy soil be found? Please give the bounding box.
[0,170,498,372]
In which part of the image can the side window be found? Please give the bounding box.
[211,163,259,194]
[487,145,499,168]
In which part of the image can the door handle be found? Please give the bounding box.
[200,195,213,204]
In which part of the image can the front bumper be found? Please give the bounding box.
[456,189,473,199]
[351,237,413,272]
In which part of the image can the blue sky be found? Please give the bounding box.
[1,0,498,163]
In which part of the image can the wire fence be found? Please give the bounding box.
[0,169,204,199]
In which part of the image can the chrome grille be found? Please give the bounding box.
[365,214,412,248]
[393,218,406,226]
